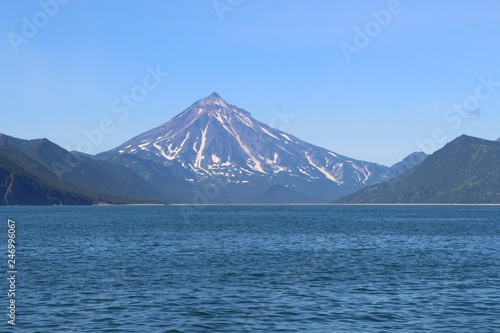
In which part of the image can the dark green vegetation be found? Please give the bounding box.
[0,134,168,205]
[338,135,500,203]
[0,145,94,205]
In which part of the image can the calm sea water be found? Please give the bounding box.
[2,205,500,332]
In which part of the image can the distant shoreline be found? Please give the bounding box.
[4,203,500,207]
[108,203,500,206]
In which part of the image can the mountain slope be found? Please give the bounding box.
[0,134,167,204]
[0,145,94,205]
[337,135,500,203]
[96,152,192,203]
[102,93,388,203]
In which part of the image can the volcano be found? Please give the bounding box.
[102,93,388,203]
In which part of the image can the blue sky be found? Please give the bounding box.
[1,0,499,166]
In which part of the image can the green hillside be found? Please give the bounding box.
[337,135,500,203]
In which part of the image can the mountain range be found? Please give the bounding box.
[0,134,165,205]
[1,93,498,205]
[337,135,500,203]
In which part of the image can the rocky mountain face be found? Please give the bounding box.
[0,166,92,205]
[0,143,94,205]
[0,134,166,205]
[337,135,500,203]
[103,93,389,203]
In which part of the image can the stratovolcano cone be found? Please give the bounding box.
[104,93,389,202]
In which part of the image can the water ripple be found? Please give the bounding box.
[4,205,500,332]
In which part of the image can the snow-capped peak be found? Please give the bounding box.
[109,94,387,192]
